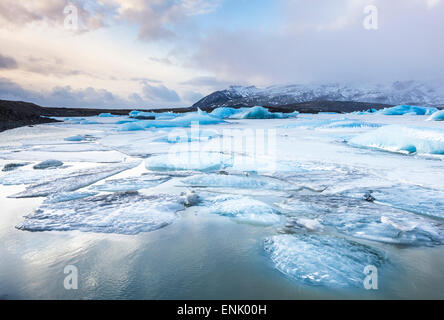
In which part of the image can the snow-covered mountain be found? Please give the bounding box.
[193,81,444,109]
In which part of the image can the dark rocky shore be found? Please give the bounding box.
[0,99,393,132]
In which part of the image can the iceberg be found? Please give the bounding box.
[210,107,246,119]
[98,113,115,117]
[349,125,444,155]
[264,234,385,287]
[379,105,438,116]
[428,110,444,121]
[17,192,185,235]
[9,161,140,198]
[33,159,64,170]
[144,109,224,129]
[229,106,298,119]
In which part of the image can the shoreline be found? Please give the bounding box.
[1,99,394,133]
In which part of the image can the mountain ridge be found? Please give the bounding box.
[193,81,444,109]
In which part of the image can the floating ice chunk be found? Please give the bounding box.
[280,194,444,246]
[17,192,185,235]
[379,105,438,115]
[98,113,115,117]
[428,110,444,121]
[118,122,145,131]
[294,218,324,231]
[349,125,444,155]
[343,186,444,219]
[264,234,385,287]
[182,173,295,190]
[229,106,297,119]
[33,160,64,170]
[146,153,231,172]
[208,197,280,225]
[2,162,30,172]
[198,193,281,225]
[0,167,72,185]
[91,175,170,192]
[10,161,140,198]
[45,191,98,203]
[64,135,85,141]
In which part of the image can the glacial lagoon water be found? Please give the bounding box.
[1,110,444,299]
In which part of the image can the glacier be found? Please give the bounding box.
[264,234,386,288]
[17,192,185,235]
[349,125,444,155]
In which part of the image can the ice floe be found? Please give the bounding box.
[281,118,382,129]
[9,161,140,198]
[17,191,185,235]
[146,152,231,172]
[264,234,386,287]
[44,191,99,203]
[278,194,444,246]
[91,175,170,192]
[349,125,444,155]
[342,185,444,219]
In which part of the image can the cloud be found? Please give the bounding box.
[0,0,221,39]
[191,0,444,85]
[0,77,181,108]
[0,54,18,69]
[182,90,204,104]
[180,76,232,90]
[0,0,106,32]
[142,83,181,102]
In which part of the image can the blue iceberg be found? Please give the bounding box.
[428,110,444,121]
[379,105,438,116]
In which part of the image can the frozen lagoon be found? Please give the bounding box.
[1,110,444,299]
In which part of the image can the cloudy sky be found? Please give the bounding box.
[0,0,443,108]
